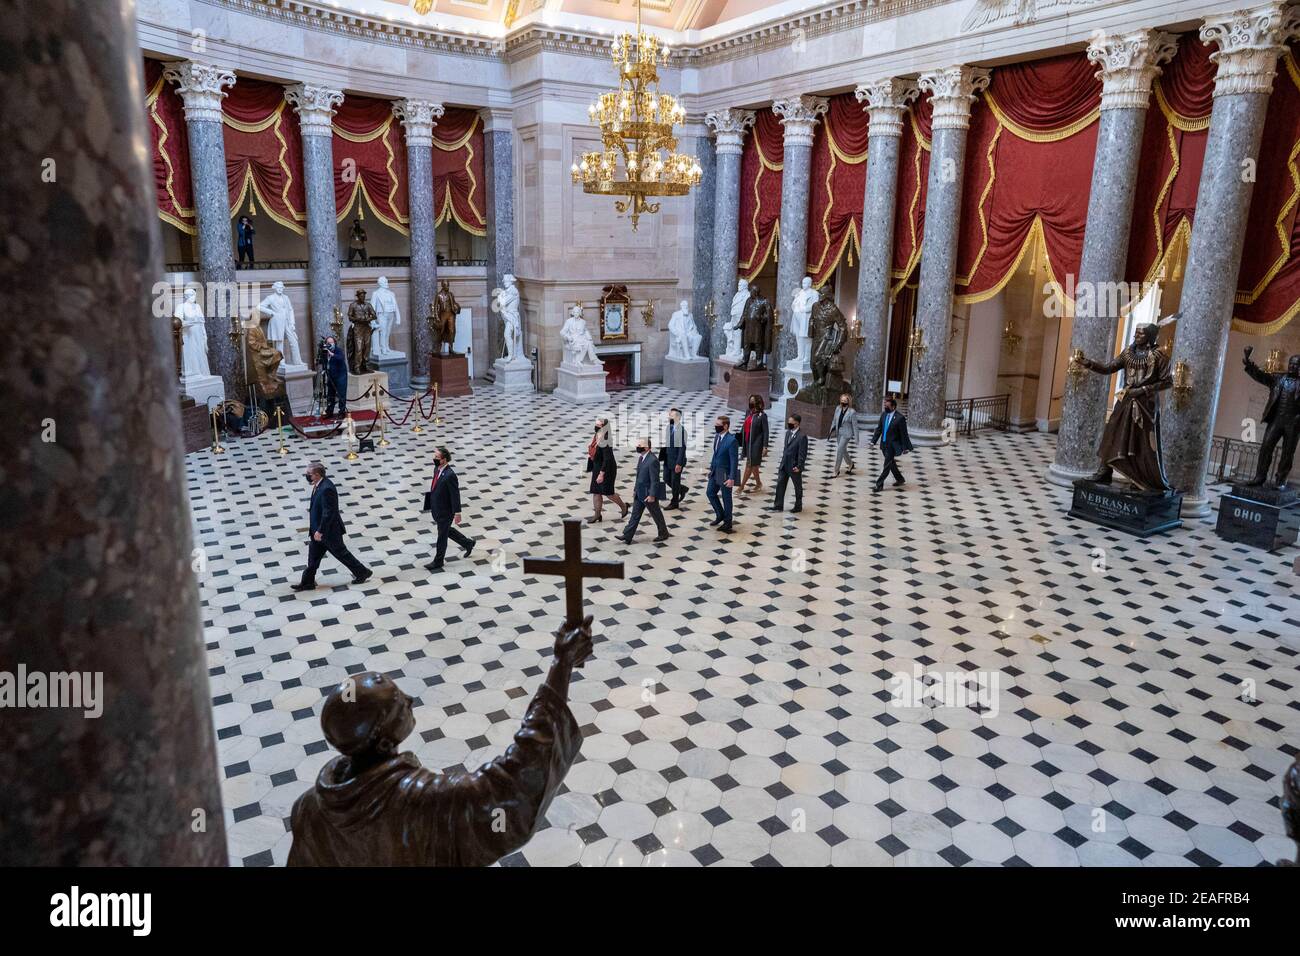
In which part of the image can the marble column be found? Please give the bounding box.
[164,60,238,397]
[285,84,344,350]
[706,109,755,376]
[852,78,919,410]
[772,95,828,384]
[482,107,515,371]
[691,127,717,356]
[395,99,444,391]
[1164,3,1299,516]
[909,66,990,445]
[1048,30,1178,488]
[2,0,226,864]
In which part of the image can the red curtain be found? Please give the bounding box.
[955,51,1100,303]
[806,93,868,285]
[332,95,409,234]
[1234,46,1300,333]
[145,59,195,234]
[431,108,486,236]
[1126,32,1213,286]
[892,94,932,293]
[738,109,784,280]
[222,78,308,234]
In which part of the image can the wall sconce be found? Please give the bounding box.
[1172,359,1192,409]
[851,317,865,345]
[330,305,344,340]
[907,326,926,361]
[1001,317,1022,353]
[1265,348,1285,373]
[703,300,716,325]
[1067,347,1087,388]
[642,298,657,328]
[227,314,242,348]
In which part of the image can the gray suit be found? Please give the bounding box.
[829,404,858,472]
[621,451,668,542]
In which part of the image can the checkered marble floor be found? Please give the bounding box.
[187,383,1300,867]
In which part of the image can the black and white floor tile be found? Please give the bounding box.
[187,383,1300,867]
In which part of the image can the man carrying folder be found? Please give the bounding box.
[425,446,476,573]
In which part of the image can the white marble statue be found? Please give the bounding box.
[724,278,749,362]
[175,288,210,377]
[789,276,819,372]
[255,280,304,369]
[667,300,703,360]
[370,276,403,359]
[491,273,525,365]
[561,304,602,369]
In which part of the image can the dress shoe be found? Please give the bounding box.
[770,506,783,512]
[617,535,633,545]
[833,471,840,478]
[653,533,670,543]
[664,502,678,511]
[791,506,802,513]
[586,514,602,524]
[463,539,476,559]
[719,523,734,533]
[620,504,630,520]
[351,569,373,585]
[872,484,883,493]
[847,465,854,475]
[709,515,723,525]
[425,562,445,572]
[291,581,316,592]
[893,480,905,488]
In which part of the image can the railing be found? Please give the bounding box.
[901,394,1010,436]
[167,257,488,272]
[1207,436,1261,485]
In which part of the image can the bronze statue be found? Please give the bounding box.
[1280,754,1299,866]
[1241,347,1300,490]
[798,291,848,404]
[245,324,285,399]
[346,289,378,375]
[736,284,772,371]
[1078,322,1174,493]
[430,280,460,356]
[288,618,589,867]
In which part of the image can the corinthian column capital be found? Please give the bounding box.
[918,66,991,130]
[162,60,236,123]
[855,78,920,138]
[705,108,756,156]
[284,83,344,137]
[393,99,445,148]
[1202,2,1300,97]
[1087,29,1179,111]
[772,95,828,149]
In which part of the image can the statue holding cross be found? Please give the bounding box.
[288,519,622,867]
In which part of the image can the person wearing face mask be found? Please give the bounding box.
[739,394,769,495]
[585,417,628,524]
[425,446,476,573]
[772,413,809,513]
[829,391,859,478]
[292,461,373,591]
[706,415,740,533]
[619,437,670,545]
[322,335,349,419]
[870,395,913,492]
[661,407,689,510]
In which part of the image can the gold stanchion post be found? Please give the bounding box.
[275,406,288,455]
[375,392,390,447]
[433,381,442,426]
[210,410,225,455]
[344,412,359,460]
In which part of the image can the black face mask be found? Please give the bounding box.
[594,425,602,433]
[788,422,796,430]
[715,424,725,433]
[840,399,849,405]
[304,473,313,483]
[636,446,647,454]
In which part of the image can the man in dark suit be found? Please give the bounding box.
[426,445,476,572]
[662,407,689,510]
[323,335,348,419]
[772,412,809,513]
[620,438,670,544]
[706,414,740,533]
[293,461,372,591]
[870,396,913,492]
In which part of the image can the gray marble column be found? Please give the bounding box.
[909,66,990,445]
[164,60,238,397]
[691,127,717,356]
[286,84,344,351]
[852,78,918,410]
[1048,30,1178,488]
[1164,3,1299,516]
[395,99,444,391]
[1,0,226,864]
[482,107,515,371]
[772,95,828,384]
[706,109,755,376]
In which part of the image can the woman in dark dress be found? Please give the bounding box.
[739,394,769,494]
[586,417,628,523]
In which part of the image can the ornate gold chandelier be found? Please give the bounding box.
[570,0,701,229]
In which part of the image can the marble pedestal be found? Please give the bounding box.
[182,373,224,409]
[555,363,607,404]
[726,365,772,412]
[1068,479,1183,537]
[179,395,210,453]
[493,357,534,392]
[348,370,389,405]
[1215,486,1300,552]
[429,353,472,397]
[779,361,813,402]
[713,357,740,399]
[663,355,710,392]
[377,355,411,397]
[284,367,316,417]
[785,397,839,439]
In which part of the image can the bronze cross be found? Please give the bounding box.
[523,519,624,628]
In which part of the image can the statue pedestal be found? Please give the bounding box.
[785,396,839,439]
[1068,479,1183,537]
[182,373,224,409]
[555,363,607,403]
[493,357,534,392]
[429,353,472,397]
[663,355,710,392]
[779,361,813,402]
[725,365,771,412]
[348,370,389,406]
[284,367,316,416]
[179,395,209,453]
[377,355,411,397]
[713,357,739,399]
[1215,487,1300,552]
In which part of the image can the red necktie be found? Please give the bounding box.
[430,468,441,491]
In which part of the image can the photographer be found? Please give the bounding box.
[321,335,348,419]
